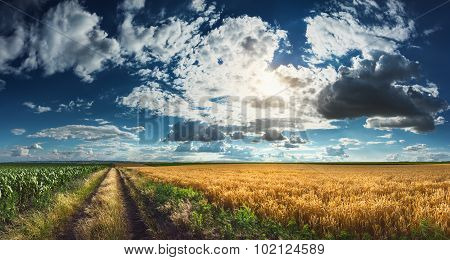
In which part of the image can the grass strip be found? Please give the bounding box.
[73,169,129,239]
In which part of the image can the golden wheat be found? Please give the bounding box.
[130,164,450,238]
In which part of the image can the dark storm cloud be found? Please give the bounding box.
[167,121,306,143]
[167,121,226,142]
[317,52,448,133]
[231,131,245,140]
[262,129,286,141]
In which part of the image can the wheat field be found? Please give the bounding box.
[130,164,450,239]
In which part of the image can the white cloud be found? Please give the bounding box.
[29,143,43,150]
[25,0,121,82]
[118,0,217,63]
[28,124,138,141]
[120,0,145,11]
[116,0,448,136]
[386,153,400,161]
[122,125,145,132]
[174,142,195,152]
[417,153,450,162]
[119,12,338,131]
[0,0,121,82]
[223,145,254,159]
[198,140,229,153]
[423,26,441,36]
[23,102,52,113]
[325,145,348,158]
[387,151,450,162]
[338,138,361,146]
[403,144,427,152]
[56,98,94,112]
[304,0,414,62]
[36,106,52,113]
[135,67,169,81]
[367,140,397,145]
[9,142,43,158]
[94,119,110,125]
[190,0,206,12]
[118,82,196,120]
[11,128,26,136]
[11,147,30,157]
[367,141,383,145]
[434,116,446,125]
[378,133,393,139]
[51,147,95,160]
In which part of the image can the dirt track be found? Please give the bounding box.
[59,168,151,240]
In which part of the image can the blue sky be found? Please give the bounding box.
[0,0,449,162]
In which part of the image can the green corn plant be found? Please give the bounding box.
[0,165,104,226]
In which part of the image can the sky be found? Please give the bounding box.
[0,0,449,162]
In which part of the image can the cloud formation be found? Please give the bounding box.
[120,0,145,11]
[56,98,94,112]
[339,138,362,146]
[23,102,52,113]
[262,129,286,141]
[403,143,427,152]
[166,121,225,142]
[11,128,26,136]
[118,0,218,63]
[304,0,414,62]
[325,145,348,158]
[11,147,30,157]
[317,53,448,133]
[378,133,393,139]
[118,2,337,131]
[29,124,138,141]
[0,0,121,82]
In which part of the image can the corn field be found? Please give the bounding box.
[132,164,450,239]
[0,165,104,224]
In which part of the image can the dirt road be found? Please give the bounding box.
[59,168,151,240]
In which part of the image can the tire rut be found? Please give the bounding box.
[58,168,109,240]
[117,169,151,240]
[59,167,185,240]
[119,169,192,240]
